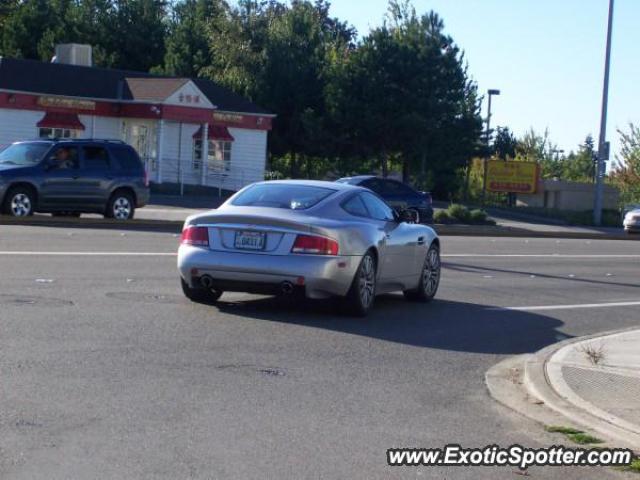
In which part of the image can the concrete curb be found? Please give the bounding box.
[523,327,640,451]
[0,215,183,232]
[434,224,639,241]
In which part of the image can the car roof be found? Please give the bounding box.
[14,138,127,144]
[336,175,377,184]
[257,179,366,192]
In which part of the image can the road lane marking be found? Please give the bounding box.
[0,251,176,256]
[443,254,640,258]
[489,300,640,312]
[0,252,638,258]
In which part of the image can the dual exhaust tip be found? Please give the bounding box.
[200,275,294,295]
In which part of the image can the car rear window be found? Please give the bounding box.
[231,184,336,210]
[110,145,143,172]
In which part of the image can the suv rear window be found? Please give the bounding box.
[231,184,336,210]
[110,145,143,171]
[83,146,110,169]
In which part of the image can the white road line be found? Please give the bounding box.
[442,254,640,258]
[489,300,640,312]
[0,252,637,258]
[0,251,176,256]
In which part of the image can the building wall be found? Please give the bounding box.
[517,180,620,211]
[159,124,267,191]
[78,115,121,139]
[0,108,43,144]
[225,127,267,189]
[161,121,200,185]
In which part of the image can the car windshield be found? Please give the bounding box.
[0,143,51,166]
[231,184,336,210]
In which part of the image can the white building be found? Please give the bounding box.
[0,46,274,193]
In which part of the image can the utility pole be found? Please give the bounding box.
[594,0,614,226]
[481,89,500,205]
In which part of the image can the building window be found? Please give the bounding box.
[210,140,232,173]
[38,127,78,139]
[193,140,232,172]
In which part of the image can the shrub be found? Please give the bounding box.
[447,203,471,223]
[433,209,452,224]
[469,209,488,224]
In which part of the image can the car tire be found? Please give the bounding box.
[404,242,440,302]
[3,186,35,217]
[106,191,135,220]
[345,251,377,317]
[181,278,223,304]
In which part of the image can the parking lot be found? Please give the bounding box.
[1,225,639,479]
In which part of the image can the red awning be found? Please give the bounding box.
[37,112,85,130]
[193,124,234,142]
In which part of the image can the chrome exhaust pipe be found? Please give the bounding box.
[200,275,214,289]
[280,281,294,295]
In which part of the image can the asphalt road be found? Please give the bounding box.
[1,225,639,479]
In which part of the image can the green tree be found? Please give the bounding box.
[327,1,482,195]
[158,0,226,76]
[102,0,168,71]
[493,126,517,160]
[1,0,76,61]
[611,123,640,205]
[516,128,562,178]
[561,135,595,182]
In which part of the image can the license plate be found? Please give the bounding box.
[234,231,266,250]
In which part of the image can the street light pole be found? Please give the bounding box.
[594,0,614,226]
[481,89,500,205]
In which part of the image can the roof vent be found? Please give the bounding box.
[54,44,93,67]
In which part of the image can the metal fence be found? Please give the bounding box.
[151,156,251,196]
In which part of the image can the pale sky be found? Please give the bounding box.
[328,0,638,159]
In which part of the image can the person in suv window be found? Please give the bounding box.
[54,147,78,169]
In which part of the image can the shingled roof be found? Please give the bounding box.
[0,57,272,115]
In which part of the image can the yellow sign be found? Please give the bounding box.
[487,160,539,194]
[37,96,96,111]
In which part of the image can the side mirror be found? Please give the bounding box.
[399,208,419,224]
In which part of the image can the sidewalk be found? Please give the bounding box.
[525,329,640,450]
[486,329,640,452]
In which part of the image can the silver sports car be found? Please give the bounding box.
[177,180,441,316]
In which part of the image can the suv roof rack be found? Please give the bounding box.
[50,138,127,144]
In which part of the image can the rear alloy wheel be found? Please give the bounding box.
[4,187,35,217]
[345,251,377,317]
[404,243,440,302]
[181,278,223,304]
[106,192,135,220]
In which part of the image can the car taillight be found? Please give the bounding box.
[180,226,209,246]
[291,235,339,255]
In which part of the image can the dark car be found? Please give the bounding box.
[336,175,433,224]
[0,139,149,220]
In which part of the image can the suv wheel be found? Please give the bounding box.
[106,192,135,220]
[4,187,35,217]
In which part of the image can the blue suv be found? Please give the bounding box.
[0,139,149,220]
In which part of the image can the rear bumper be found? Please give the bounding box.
[177,245,359,299]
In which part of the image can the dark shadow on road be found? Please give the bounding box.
[444,261,640,290]
[210,294,567,355]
